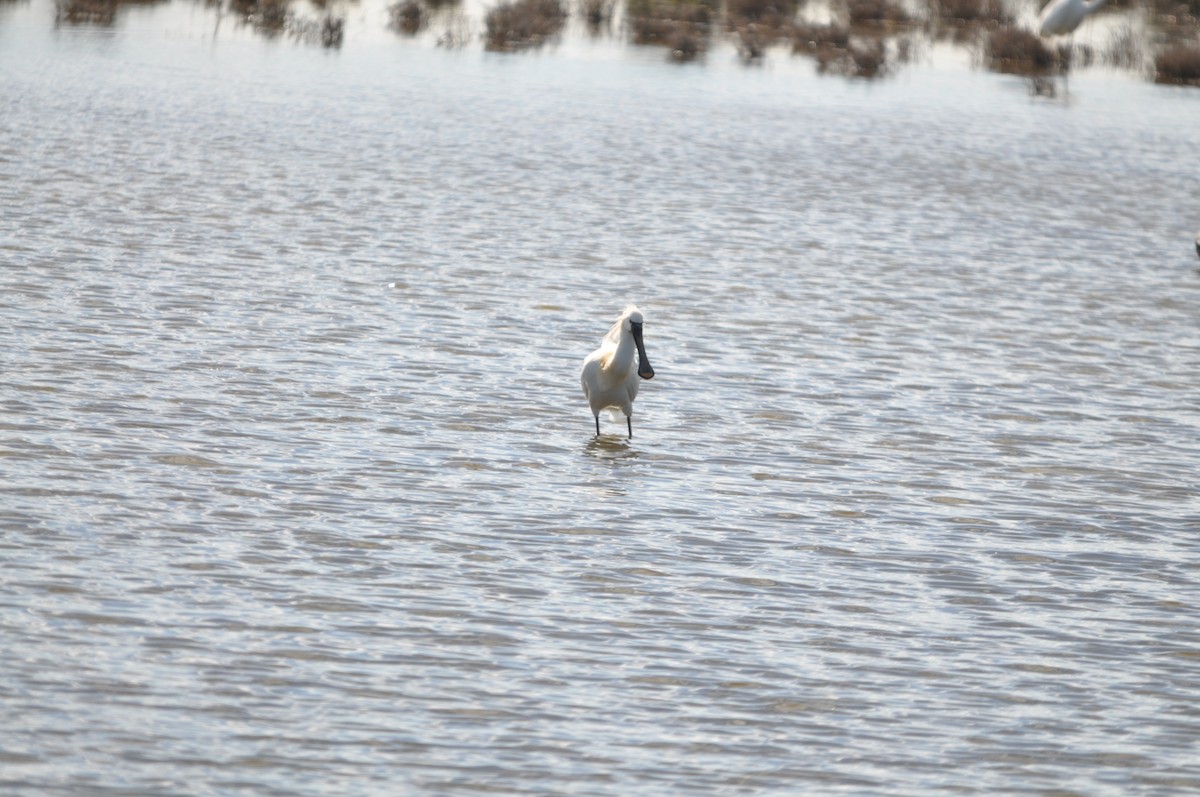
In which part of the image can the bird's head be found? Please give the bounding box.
[627,308,654,380]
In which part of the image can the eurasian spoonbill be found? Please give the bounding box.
[1037,0,1107,38]
[580,305,655,438]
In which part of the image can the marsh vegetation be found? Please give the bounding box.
[389,0,425,32]
[485,0,567,49]
[627,0,716,60]
[1155,41,1200,82]
[46,0,1200,87]
[54,0,160,25]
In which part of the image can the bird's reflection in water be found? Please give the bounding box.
[584,435,641,463]
[582,436,640,498]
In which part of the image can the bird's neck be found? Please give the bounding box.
[608,333,636,373]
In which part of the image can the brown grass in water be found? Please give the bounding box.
[1155,43,1200,84]
[55,0,161,25]
[820,38,890,76]
[932,0,1010,27]
[389,0,425,33]
[485,0,567,50]
[791,21,892,77]
[584,0,616,27]
[629,0,714,60]
[985,25,1058,74]
[843,0,910,27]
[230,0,291,33]
[726,0,795,29]
[791,21,851,53]
[725,0,794,59]
[55,0,118,23]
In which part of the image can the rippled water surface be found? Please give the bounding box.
[3,1,1200,794]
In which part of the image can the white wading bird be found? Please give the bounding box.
[1037,0,1107,38]
[580,305,656,438]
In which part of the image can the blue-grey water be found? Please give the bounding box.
[3,0,1200,794]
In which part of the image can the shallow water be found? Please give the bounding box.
[3,1,1200,794]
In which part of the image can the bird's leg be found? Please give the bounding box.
[594,416,600,436]
[627,415,633,439]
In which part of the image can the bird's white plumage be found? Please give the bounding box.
[1037,0,1106,37]
[580,305,653,436]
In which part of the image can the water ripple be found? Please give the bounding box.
[3,6,1200,796]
